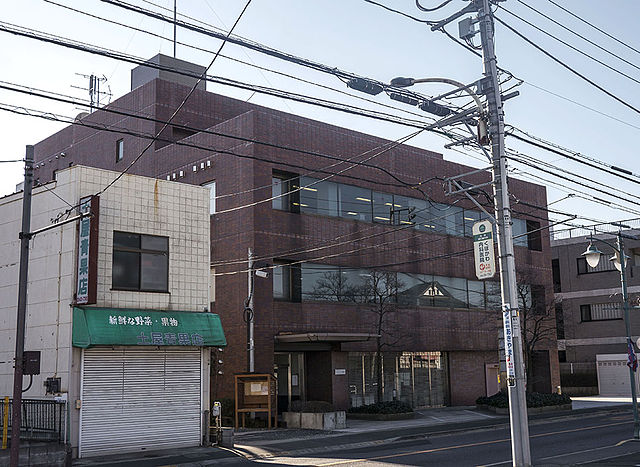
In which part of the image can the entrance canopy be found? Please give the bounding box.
[274,332,379,343]
[72,307,226,348]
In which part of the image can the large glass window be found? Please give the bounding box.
[300,177,338,217]
[272,173,300,212]
[273,261,292,300]
[338,184,373,222]
[512,218,528,247]
[112,231,168,292]
[372,191,394,224]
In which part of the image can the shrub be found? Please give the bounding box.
[348,400,413,414]
[476,390,571,408]
[289,400,336,413]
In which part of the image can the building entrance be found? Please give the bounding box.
[274,352,305,412]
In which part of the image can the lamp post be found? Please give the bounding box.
[582,229,640,439]
[388,75,532,464]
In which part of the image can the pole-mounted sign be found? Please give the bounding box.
[473,220,495,279]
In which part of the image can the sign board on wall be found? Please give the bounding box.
[473,220,496,280]
[76,196,99,305]
[502,305,516,386]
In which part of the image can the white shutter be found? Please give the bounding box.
[80,347,202,457]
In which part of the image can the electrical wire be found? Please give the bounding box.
[42,0,442,124]
[493,15,640,116]
[415,0,454,13]
[499,5,640,87]
[515,0,640,73]
[507,129,640,186]
[96,0,254,198]
[546,0,640,57]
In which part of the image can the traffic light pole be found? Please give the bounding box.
[476,0,531,465]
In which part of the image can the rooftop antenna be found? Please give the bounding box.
[72,73,112,112]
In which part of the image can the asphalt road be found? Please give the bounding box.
[249,412,640,466]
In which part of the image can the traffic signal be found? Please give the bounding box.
[408,206,416,222]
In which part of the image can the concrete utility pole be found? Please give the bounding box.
[247,247,255,372]
[476,0,531,465]
[10,145,34,467]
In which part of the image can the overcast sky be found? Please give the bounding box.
[2,0,639,237]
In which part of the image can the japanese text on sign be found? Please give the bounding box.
[473,220,496,280]
[503,306,515,381]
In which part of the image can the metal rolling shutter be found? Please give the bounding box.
[80,347,202,457]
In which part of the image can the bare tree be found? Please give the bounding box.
[310,269,405,403]
[356,270,405,403]
[516,280,558,390]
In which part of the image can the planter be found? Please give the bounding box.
[486,402,572,415]
[347,412,415,421]
[283,411,346,430]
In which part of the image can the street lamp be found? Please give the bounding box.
[582,230,640,439]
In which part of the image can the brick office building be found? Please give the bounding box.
[552,230,640,396]
[31,55,559,408]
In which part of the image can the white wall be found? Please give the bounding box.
[0,165,210,399]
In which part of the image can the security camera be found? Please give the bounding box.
[255,269,269,279]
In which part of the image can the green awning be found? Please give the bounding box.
[72,307,226,348]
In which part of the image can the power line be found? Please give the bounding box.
[499,5,640,87]
[507,129,640,186]
[96,0,254,198]
[515,0,640,73]
[494,15,640,116]
[0,21,445,132]
[42,0,440,124]
[0,81,433,190]
[546,0,640,57]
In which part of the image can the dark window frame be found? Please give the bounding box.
[576,257,617,275]
[272,171,300,213]
[526,219,542,251]
[115,139,124,163]
[112,231,169,293]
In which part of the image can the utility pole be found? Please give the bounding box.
[247,248,255,372]
[10,145,34,467]
[476,0,531,465]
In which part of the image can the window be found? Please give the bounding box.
[526,220,542,251]
[115,139,124,162]
[272,172,299,212]
[531,285,546,315]
[558,350,567,363]
[202,181,216,214]
[580,303,622,322]
[555,303,565,339]
[339,184,372,222]
[273,261,291,300]
[552,258,561,292]
[577,256,616,274]
[512,218,528,247]
[112,231,168,292]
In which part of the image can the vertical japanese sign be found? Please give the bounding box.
[473,220,496,279]
[502,305,516,385]
[76,195,99,304]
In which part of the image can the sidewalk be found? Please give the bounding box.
[72,401,631,466]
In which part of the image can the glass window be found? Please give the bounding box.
[486,281,502,311]
[468,280,485,309]
[395,196,429,230]
[116,139,124,162]
[202,181,216,214]
[580,304,592,322]
[272,176,288,211]
[338,184,372,222]
[397,273,431,307]
[435,276,468,308]
[372,191,393,224]
[300,177,338,216]
[302,263,340,301]
[112,231,168,292]
[210,268,215,305]
[527,220,542,251]
[430,203,464,236]
[512,218,528,247]
[273,261,291,300]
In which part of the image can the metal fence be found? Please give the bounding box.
[0,398,66,443]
